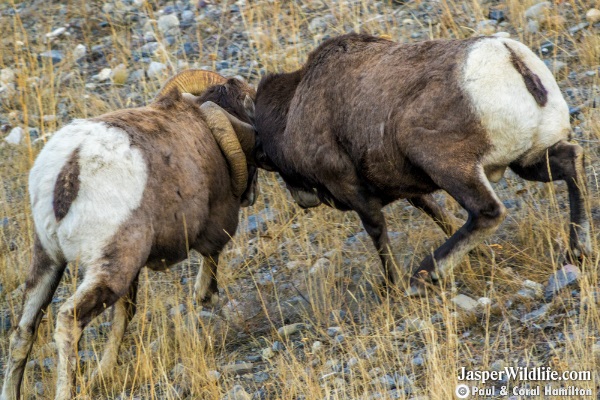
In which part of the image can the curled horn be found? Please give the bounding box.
[200,101,254,197]
[155,69,227,99]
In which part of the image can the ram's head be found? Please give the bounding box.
[155,70,258,206]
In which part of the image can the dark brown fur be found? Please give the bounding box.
[504,43,548,107]
[53,148,80,221]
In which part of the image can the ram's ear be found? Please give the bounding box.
[243,95,255,120]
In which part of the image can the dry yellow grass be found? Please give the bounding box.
[0,0,599,399]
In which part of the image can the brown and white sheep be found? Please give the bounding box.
[1,70,256,400]
[252,33,592,296]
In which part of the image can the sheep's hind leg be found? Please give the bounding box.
[54,248,146,399]
[1,236,66,400]
[194,255,220,306]
[509,140,591,263]
[407,194,463,237]
[88,274,139,388]
[408,165,506,296]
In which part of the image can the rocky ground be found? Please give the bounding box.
[1,0,600,399]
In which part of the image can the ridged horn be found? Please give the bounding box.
[156,70,227,99]
[200,101,249,197]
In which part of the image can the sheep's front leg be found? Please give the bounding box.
[510,140,591,262]
[408,165,506,296]
[1,237,65,400]
[194,255,220,306]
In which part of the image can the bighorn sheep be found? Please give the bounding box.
[253,33,591,295]
[1,70,257,400]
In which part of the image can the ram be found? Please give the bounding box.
[253,33,591,295]
[1,70,257,400]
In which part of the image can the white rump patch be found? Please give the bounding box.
[29,120,148,265]
[462,38,570,167]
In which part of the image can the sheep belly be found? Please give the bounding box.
[462,37,570,169]
[29,120,148,266]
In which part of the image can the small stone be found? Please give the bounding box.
[253,371,269,383]
[488,9,505,23]
[94,68,112,82]
[522,280,544,297]
[261,347,275,360]
[568,22,589,35]
[272,341,284,352]
[285,260,306,270]
[102,3,114,13]
[158,14,180,35]
[526,20,539,34]
[45,27,66,39]
[525,2,551,21]
[222,384,251,400]
[403,318,429,333]
[207,370,220,382]
[451,294,479,313]
[477,297,492,307]
[73,44,87,61]
[544,264,581,300]
[33,381,44,395]
[277,322,304,336]
[309,257,332,274]
[147,62,167,79]
[4,127,23,145]
[586,8,600,24]
[493,31,510,38]
[477,19,497,35]
[312,341,323,352]
[181,10,195,22]
[412,355,424,366]
[491,360,506,371]
[38,50,63,64]
[521,304,550,323]
[221,362,254,376]
[327,326,342,337]
[0,68,15,85]
[347,357,359,368]
[545,60,567,75]
[334,334,345,344]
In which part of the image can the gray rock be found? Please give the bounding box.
[207,370,220,382]
[312,341,323,352]
[451,294,479,313]
[158,14,180,35]
[412,355,424,366]
[526,20,540,34]
[327,326,342,337]
[38,50,64,64]
[4,127,23,145]
[309,257,332,275]
[222,385,251,400]
[277,322,304,336]
[261,347,275,360]
[221,362,254,376]
[569,22,589,34]
[522,279,544,298]
[253,371,269,383]
[45,27,66,39]
[272,341,284,352]
[181,10,195,22]
[477,19,497,35]
[139,41,160,56]
[0,68,15,85]
[544,60,567,75]
[544,264,581,300]
[94,68,112,82]
[334,334,345,344]
[34,381,45,396]
[525,2,551,21]
[147,62,167,79]
[521,304,550,323]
